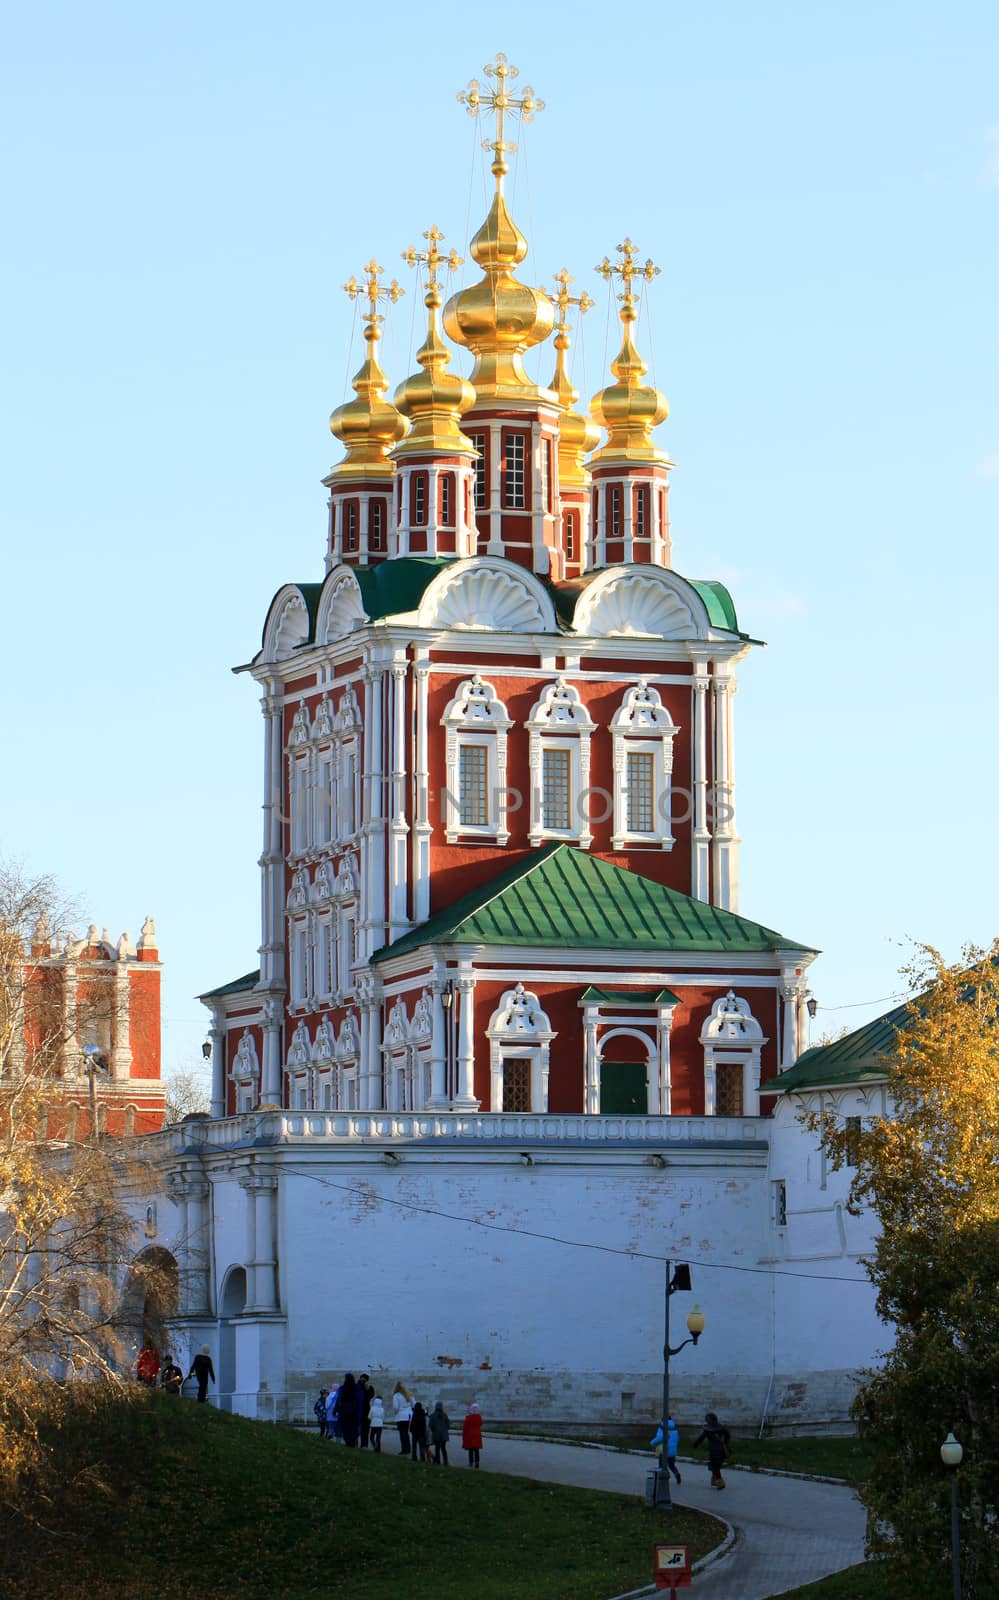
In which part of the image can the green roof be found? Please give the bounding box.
[549,568,744,637]
[355,557,456,623]
[689,580,740,633]
[580,986,680,1006]
[760,1000,910,1093]
[372,845,812,964]
[199,969,260,1000]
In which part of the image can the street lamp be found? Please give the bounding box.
[656,1261,706,1509]
[940,1432,962,1600]
[81,1043,107,1141]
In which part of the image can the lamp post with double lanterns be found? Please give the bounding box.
[940,1431,963,1600]
[656,1260,706,1508]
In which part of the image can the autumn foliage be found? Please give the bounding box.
[813,941,999,1598]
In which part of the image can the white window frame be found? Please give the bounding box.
[315,912,335,1003]
[610,681,680,852]
[289,917,309,1008]
[527,678,596,849]
[442,676,513,845]
[487,985,556,1113]
[699,989,767,1117]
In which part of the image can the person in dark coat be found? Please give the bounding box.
[461,1402,483,1468]
[358,1373,374,1448]
[410,1399,429,1462]
[160,1354,184,1396]
[187,1346,215,1404]
[429,1401,450,1465]
[334,1373,361,1447]
[314,1387,329,1438]
[693,1411,731,1489]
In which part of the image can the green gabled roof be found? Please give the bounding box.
[199,969,260,1000]
[760,999,911,1093]
[549,568,745,637]
[354,557,457,623]
[581,986,681,1007]
[372,845,812,964]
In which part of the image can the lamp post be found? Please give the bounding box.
[656,1259,705,1509]
[940,1432,962,1600]
[81,1042,107,1141]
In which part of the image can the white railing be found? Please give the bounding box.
[153,1110,767,1155]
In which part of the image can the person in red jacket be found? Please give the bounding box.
[462,1402,483,1468]
[136,1343,160,1387]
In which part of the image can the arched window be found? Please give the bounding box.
[441,676,513,844]
[231,1029,260,1115]
[699,990,767,1117]
[610,681,680,851]
[487,985,556,1113]
[286,1020,311,1109]
[527,678,596,848]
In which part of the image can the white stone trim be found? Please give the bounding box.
[441,675,513,844]
[610,680,680,851]
[700,990,768,1117]
[527,677,596,847]
[486,984,556,1113]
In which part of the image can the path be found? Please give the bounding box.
[477,1437,866,1599]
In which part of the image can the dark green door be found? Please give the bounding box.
[599,1061,647,1114]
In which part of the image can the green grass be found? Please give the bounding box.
[3,1392,725,1600]
[533,1430,877,1487]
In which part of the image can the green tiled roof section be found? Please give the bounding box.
[581,986,681,1006]
[355,557,457,623]
[760,999,910,1093]
[372,844,812,963]
[689,580,739,633]
[199,969,261,1000]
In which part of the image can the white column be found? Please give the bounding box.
[388,660,410,940]
[368,989,383,1110]
[711,668,740,911]
[692,664,711,903]
[414,661,432,923]
[398,473,411,558]
[178,1174,211,1316]
[656,1005,675,1115]
[703,1054,717,1116]
[259,688,286,994]
[428,979,448,1110]
[780,973,803,1069]
[593,483,606,568]
[260,998,282,1105]
[622,475,634,562]
[454,972,480,1110]
[583,1006,599,1115]
[486,421,503,554]
[208,1006,226,1119]
[110,960,132,1079]
[241,1174,278,1313]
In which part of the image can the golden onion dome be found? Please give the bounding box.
[444,53,555,401]
[394,229,476,458]
[590,241,671,467]
[548,270,600,489]
[328,263,408,480]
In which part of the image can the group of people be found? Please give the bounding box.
[135,1342,216,1403]
[314,1376,483,1468]
[652,1411,732,1490]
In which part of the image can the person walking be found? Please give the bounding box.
[358,1373,374,1448]
[650,1413,682,1485]
[393,1381,412,1455]
[410,1399,429,1463]
[334,1373,361,1447]
[462,1402,483,1468]
[369,1393,385,1452]
[314,1387,329,1438]
[136,1343,160,1387]
[160,1353,183,1396]
[429,1401,450,1465]
[693,1411,731,1489]
[325,1384,341,1442]
[187,1347,215,1404]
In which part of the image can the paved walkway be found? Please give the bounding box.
[475,1437,866,1600]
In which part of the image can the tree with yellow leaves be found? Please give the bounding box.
[812,941,999,1598]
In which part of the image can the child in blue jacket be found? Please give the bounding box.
[650,1414,682,1484]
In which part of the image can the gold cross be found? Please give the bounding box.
[595,238,660,302]
[402,226,463,291]
[457,53,544,168]
[343,259,404,326]
[551,268,595,329]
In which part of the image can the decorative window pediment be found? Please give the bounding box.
[311,1017,336,1063]
[527,677,596,735]
[610,680,680,851]
[411,989,433,1044]
[314,861,335,903]
[701,989,766,1046]
[335,1013,359,1062]
[287,868,309,911]
[383,998,409,1051]
[313,696,335,741]
[487,985,556,1113]
[700,990,768,1117]
[335,685,361,733]
[334,854,358,901]
[288,699,312,748]
[527,679,595,848]
[232,1029,260,1083]
[287,1020,311,1070]
[442,676,512,845]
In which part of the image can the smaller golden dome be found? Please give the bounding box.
[548,269,600,489]
[328,262,408,480]
[394,228,476,459]
[590,240,671,468]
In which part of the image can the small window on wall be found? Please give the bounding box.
[503,432,527,509]
[625,750,655,833]
[565,512,577,562]
[635,485,649,539]
[413,474,427,525]
[503,1058,531,1113]
[440,474,453,526]
[772,1178,788,1229]
[543,438,554,513]
[470,433,487,508]
[345,502,358,550]
[369,499,385,551]
[458,743,489,827]
[541,746,571,831]
[609,486,623,537]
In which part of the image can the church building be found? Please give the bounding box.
[149,57,884,1428]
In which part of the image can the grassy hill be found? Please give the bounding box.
[2,1390,723,1600]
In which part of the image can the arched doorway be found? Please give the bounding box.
[597,1029,654,1115]
[218,1265,247,1411]
[121,1246,180,1352]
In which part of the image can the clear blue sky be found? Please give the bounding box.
[2,1,997,1082]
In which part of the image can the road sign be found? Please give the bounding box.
[653,1542,692,1590]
